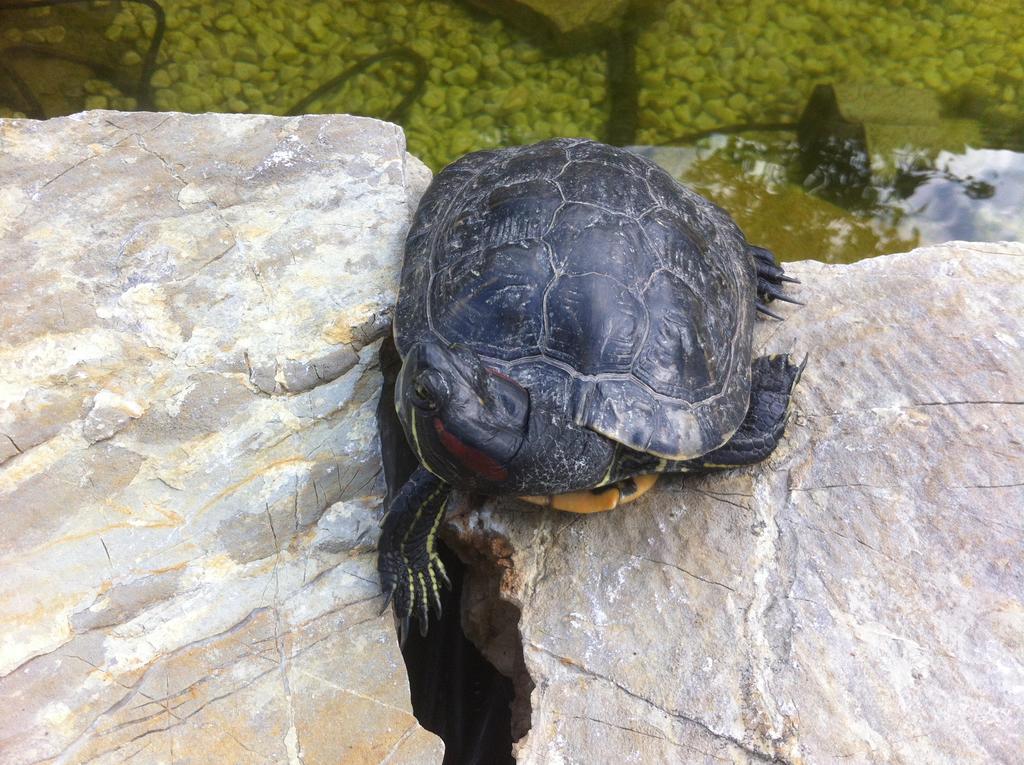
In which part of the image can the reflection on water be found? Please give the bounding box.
[895,148,1024,244]
[1,0,1023,263]
[634,140,920,266]
[637,137,1024,264]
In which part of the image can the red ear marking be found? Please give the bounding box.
[433,418,508,482]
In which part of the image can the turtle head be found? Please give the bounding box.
[396,341,529,488]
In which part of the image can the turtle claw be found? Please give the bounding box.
[378,548,446,637]
[795,353,809,383]
[760,281,804,305]
[416,573,431,635]
[757,301,784,320]
[433,555,452,591]
[376,551,403,615]
[378,580,396,617]
[750,244,800,313]
[399,615,411,648]
[431,588,444,620]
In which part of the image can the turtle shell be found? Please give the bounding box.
[394,139,756,460]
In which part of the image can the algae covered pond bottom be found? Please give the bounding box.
[2,0,1023,263]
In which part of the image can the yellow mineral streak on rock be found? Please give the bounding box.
[0,431,80,495]
[96,283,185,356]
[91,389,146,418]
[321,302,376,345]
[0,594,76,675]
[30,523,134,553]
[149,560,190,577]
[0,329,123,401]
[193,455,312,519]
[192,552,242,581]
[125,501,186,529]
[9,511,181,566]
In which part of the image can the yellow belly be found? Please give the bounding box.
[519,473,659,513]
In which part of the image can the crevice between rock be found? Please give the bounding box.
[447,516,535,746]
[399,529,531,765]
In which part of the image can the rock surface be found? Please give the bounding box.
[448,241,1024,764]
[0,111,441,764]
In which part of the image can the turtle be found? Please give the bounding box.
[377,138,803,634]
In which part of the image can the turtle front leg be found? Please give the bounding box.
[378,466,452,637]
[748,245,802,319]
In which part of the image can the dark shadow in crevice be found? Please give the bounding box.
[401,540,517,765]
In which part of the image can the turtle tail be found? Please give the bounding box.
[748,245,802,320]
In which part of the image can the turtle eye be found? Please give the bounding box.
[410,373,439,411]
[412,381,434,410]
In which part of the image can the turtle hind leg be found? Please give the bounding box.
[748,245,802,319]
[570,355,804,494]
[520,348,803,511]
[696,353,806,467]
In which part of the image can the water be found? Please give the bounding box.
[2,0,1022,263]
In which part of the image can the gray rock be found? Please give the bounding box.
[0,111,442,764]
[448,241,1024,764]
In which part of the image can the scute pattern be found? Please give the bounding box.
[640,207,710,277]
[564,139,653,177]
[637,270,717,399]
[643,163,708,229]
[433,241,551,358]
[551,204,657,288]
[544,273,645,374]
[556,160,655,215]
[395,138,757,458]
